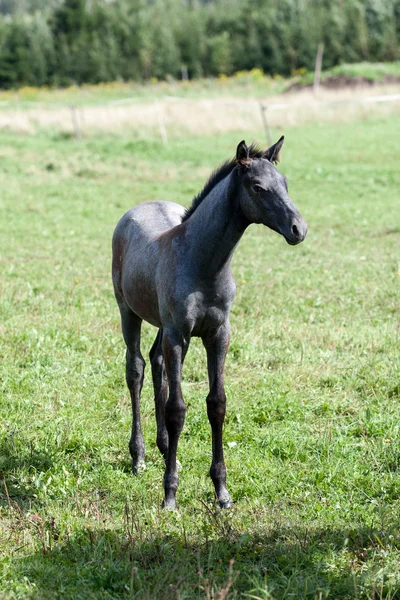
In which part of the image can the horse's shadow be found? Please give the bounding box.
[2,434,398,598]
[5,517,399,599]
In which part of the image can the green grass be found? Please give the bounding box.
[1,62,399,109]
[296,61,400,87]
[0,70,287,108]
[326,61,400,81]
[0,113,400,599]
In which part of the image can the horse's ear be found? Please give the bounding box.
[264,135,284,165]
[236,140,250,167]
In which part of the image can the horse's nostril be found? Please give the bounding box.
[292,224,299,237]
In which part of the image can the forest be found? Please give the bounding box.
[0,0,399,89]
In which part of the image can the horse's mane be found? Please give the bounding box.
[181,143,265,222]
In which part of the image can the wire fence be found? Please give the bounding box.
[0,89,399,141]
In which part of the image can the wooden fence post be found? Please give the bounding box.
[259,103,272,146]
[181,65,188,81]
[313,43,324,96]
[154,101,168,145]
[69,104,82,141]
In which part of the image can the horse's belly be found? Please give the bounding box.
[128,296,162,328]
[121,258,162,328]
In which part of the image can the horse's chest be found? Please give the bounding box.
[187,286,235,334]
[203,302,226,328]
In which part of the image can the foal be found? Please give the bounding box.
[112,137,307,509]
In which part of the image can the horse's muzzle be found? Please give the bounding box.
[284,218,308,245]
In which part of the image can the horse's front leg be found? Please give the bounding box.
[203,321,232,508]
[162,326,189,509]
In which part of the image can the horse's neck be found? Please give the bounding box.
[185,173,248,276]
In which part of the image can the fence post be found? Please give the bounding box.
[69,104,82,141]
[154,101,168,145]
[313,43,324,96]
[181,65,188,81]
[259,103,272,146]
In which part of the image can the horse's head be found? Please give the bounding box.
[236,138,307,245]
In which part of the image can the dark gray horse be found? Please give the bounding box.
[112,137,307,509]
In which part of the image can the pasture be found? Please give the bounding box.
[0,111,399,598]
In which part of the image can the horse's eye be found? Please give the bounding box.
[252,184,262,194]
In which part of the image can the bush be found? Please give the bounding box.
[0,0,399,89]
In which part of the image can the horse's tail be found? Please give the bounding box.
[111,218,128,303]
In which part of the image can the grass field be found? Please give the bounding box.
[1,63,399,108]
[0,111,399,598]
[295,62,400,88]
[0,70,285,107]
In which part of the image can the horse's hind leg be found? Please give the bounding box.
[119,303,146,473]
[149,329,169,460]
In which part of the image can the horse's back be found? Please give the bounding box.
[114,201,185,243]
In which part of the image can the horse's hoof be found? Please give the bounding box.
[218,498,233,509]
[132,460,146,474]
[162,498,176,511]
